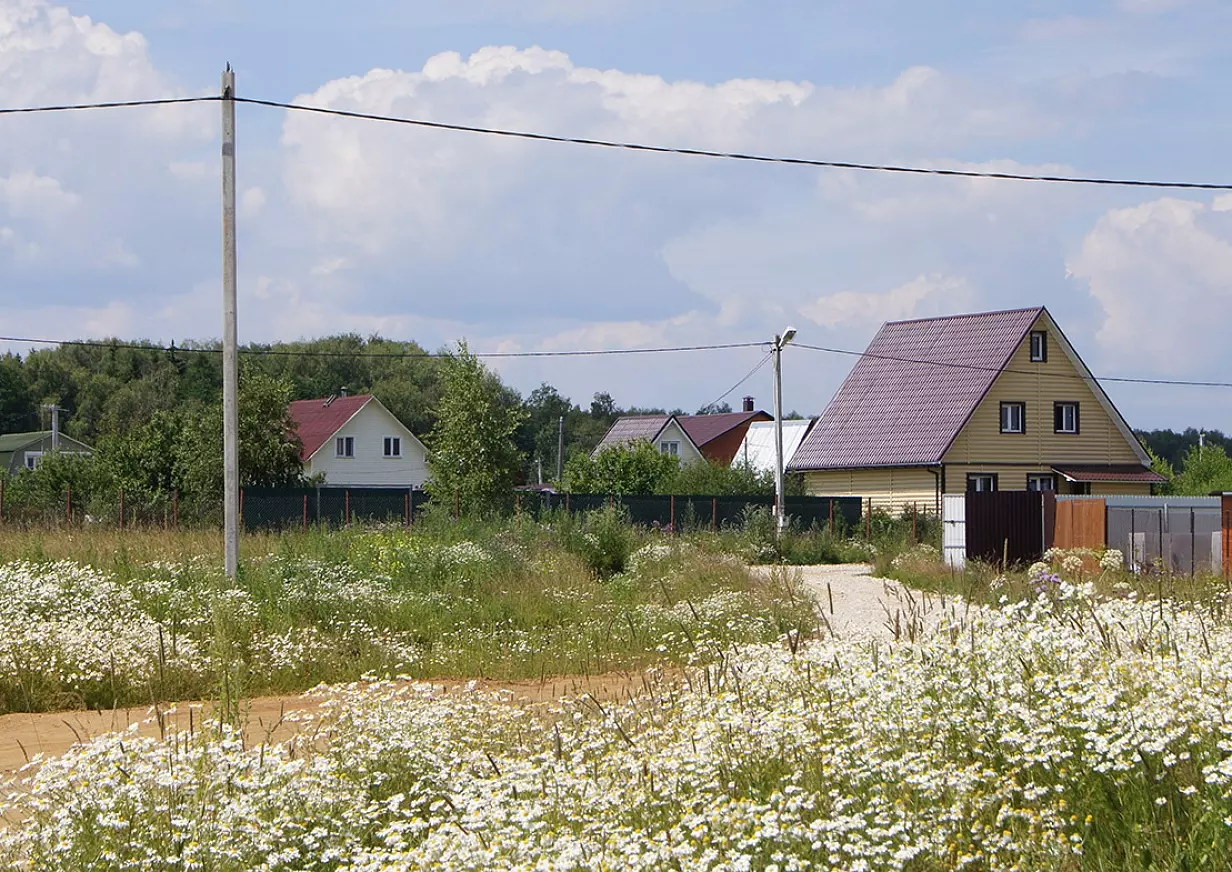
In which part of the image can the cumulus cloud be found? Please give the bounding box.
[1070,197,1232,377]
[0,0,212,301]
[800,275,977,331]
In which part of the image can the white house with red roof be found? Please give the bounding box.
[288,393,430,488]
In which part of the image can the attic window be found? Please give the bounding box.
[336,436,355,458]
[1030,331,1048,362]
[659,441,680,457]
[384,436,402,458]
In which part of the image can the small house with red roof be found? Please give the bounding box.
[593,400,772,467]
[288,393,429,488]
[789,307,1166,513]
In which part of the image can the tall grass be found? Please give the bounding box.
[0,519,817,714]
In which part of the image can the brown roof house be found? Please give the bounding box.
[288,394,429,488]
[594,400,772,466]
[789,307,1165,513]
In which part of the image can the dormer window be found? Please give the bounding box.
[1030,331,1048,362]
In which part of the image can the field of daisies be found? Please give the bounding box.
[0,515,819,715]
[2,519,1231,869]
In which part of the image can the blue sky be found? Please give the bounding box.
[1,0,1230,431]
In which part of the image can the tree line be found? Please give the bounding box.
[0,335,769,517]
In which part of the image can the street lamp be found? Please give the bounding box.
[773,326,797,534]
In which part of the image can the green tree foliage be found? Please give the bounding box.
[563,441,681,494]
[659,459,775,496]
[427,343,527,515]
[173,371,305,501]
[0,354,35,433]
[1167,444,1232,495]
[1137,428,1231,472]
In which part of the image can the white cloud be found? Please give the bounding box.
[1070,197,1232,378]
[800,275,977,331]
[0,170,79,216]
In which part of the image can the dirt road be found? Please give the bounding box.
[0,671,649,788]
[760,563,963,640]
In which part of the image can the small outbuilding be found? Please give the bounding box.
[0,431,94,475]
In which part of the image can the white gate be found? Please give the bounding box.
[943,494,966,569]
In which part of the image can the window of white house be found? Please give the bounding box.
[336,436,355,458]
[1000,402,1026,434]
[24,451,43,471]
[659,441,680,457]
[1027,474,1056,492]
[1054,402,1080,434]
[383,436,402,458]
[967,474,998,493]
[1030,330,1048,362]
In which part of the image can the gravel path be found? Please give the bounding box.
[759,564,965,641]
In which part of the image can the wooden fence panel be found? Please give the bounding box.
[1054,499,1106,551]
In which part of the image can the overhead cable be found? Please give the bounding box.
[0,334,765,359]
[793,343,1232,389]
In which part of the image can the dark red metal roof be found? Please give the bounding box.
[679,411,771,447]
[790,308,1046,470]
[288,394,373,460]
[1053,465,1169,484]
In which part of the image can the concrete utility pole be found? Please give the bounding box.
[221,65,240,578]
[41,404,62,451]
[772,326,797,535]
[557,416,565,483]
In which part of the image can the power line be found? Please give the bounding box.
[6,93,1232,190]
[0,334,765,360]
[793,343,1232,389]
[237,96,1232,192]
[1,331,1228,389]
[702,351,775,412]
[0,96,220,115]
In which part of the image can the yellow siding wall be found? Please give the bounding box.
[804,467,938,514]
[945,464,1061,494]
[1091,482,1154,496]
[943,312,1143,470]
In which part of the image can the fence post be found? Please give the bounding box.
[240,489,245,526]
[303,494,309,532]
[912,503,918,543]
[865,499,872,540]
[829,498,835,536]
[670,494,677,534]
[406,491,412,527]
[712,497,718,532]
[0,478,5,525]
[1191,508,1196,578]
[346,489,352,526]
[119,488,125,531]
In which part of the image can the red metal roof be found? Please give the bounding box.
[288,394,373,461]
[790,308,1046,470]
[1053,465,1169,484]
[678,411,771,447]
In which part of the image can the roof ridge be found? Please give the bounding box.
[883,306,1045,327]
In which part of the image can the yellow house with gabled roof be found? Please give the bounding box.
[789,307,1166,513]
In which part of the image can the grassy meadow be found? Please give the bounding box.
[4,512,1232,870]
